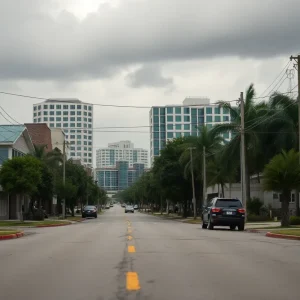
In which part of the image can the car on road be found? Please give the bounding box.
[82,205,97,218]
[125,205,134,213]
[202,198,245,231]
[110,203,114,207]
[134,205,138,210]
[105,204,110,209]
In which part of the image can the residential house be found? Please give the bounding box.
[0,125,34,220]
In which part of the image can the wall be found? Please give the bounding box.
[51,129,69,157]
[13,133,31,154]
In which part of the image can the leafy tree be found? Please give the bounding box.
[263,149,300,227]
[0,156,43,219]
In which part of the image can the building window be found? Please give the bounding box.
[33,113,37,117]
[77,105,81,109]
[84,141,87,145]
[50,123,54,128]
[70,117,75,121]
[77,123,82,127]
[175,132,181,138]
[77,117,82,121]
[84,118,87,122]
[184,132,190,137]
[184,124,190,130]
[77,111,81,116]
[88,124,92,128]
[206,107,212,114]
[63,117,68,121]
[56,123,61,127]
[88,118,92,123]
[176,124,181,130]
[214,107,220,114]
[167,107,173,114]
[78,141,82,145]
[183,107,190,114]
[84,105,87,110]
[184,116,190,122]
[175,107,181,114]
[77,135,81,139]
[38,105,41,110]
[38,118,41,122]
[206,116,212,122]
[167,132,173,138]
[63,105,68,109]
[70,105,75,109]
[70,135,75,139]
[43,117,48,121]
[84,112,87,116]
[88,147,92,151]
[63,123,69,127]
[167,124,173,130]
[70,123,75,127]
[44,105,48,109]
[50,104,54,109]
[70,152,75,156]
[56,111,61,116]
[215,116,221,122]
[153,107,159,115]
[56,105,61,109]
[88,106,92,111]
[223,116,229,121]
[56,117,61,121]
[175,116,181,122]
[34,107,37,111]
[71,111,75,115]
[77,147,82,151]
[167,116,173,122]
[38,112,41,116]
[154,132,159,139]
[223,107,230,114]
[50,117,55,121]
[63,111,68,116]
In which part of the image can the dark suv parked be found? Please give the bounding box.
[202,198,245,231]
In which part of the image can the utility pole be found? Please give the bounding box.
[202,146,207,206]
[189,147,197,219]
[290,54,300,216]
[240,92,247,220]
[62,140,66,219]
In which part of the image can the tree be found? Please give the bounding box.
[0,156,42,195]
[212,83,269,202]
[263,149,300,227]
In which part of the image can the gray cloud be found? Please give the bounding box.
[0,0,300,81]
[126,65,173,88]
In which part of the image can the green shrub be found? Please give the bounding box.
[247,214,270,222]
[247,197,264,215]
[290,216,300,225]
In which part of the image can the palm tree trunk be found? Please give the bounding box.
[281,191,290,227]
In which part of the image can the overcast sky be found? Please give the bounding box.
[0,0,299,165]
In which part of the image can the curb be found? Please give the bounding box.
[266,232,300,240]
[36,222,72,228]
[0,231,24,240]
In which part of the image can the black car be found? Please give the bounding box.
[202,198,245,231]
[82,205,97,218]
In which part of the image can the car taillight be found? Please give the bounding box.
[211,208,222,213]
[237,208,246,213]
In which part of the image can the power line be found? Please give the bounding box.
[0,106,22,125]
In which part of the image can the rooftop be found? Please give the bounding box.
[0,125,25,143]
[45,98,82,104]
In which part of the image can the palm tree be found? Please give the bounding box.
[263,149,300,227]
[206,151,237,197]
[32,145,63,167]
[211,83,269,203]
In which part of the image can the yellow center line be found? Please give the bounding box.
[128,228,132,234]
[128,245,136,253]
[128,235,133,241]
[126,272,140,291]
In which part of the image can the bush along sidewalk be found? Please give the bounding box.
[0,230,24,240]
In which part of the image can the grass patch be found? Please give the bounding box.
[270,229,300,236]
[0,230,19,235]
[249,225,300,230]
[0,220,71,227]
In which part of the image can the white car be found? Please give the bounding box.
[125,205,134,213]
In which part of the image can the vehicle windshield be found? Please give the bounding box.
[215,199,242,208]
[84,206,95,210]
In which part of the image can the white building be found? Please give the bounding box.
[33,98,93,166]
[149,97,232,164]
[96,140,148,168]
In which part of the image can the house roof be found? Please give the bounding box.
[0,125,26,144]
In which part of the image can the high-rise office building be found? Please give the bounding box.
[96,140,148,168]
[33,99,93,166]
[95,162,146,192]
[149,97,232,164]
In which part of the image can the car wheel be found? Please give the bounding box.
[95,215,97,218]
[208,217,214,230]
[230,225,236,230]
[238,223,245,231]
[125,211,127,213]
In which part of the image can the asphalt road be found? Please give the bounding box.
[0,205,299,300]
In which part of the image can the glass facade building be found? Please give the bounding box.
[149,97,232,164]
[95,162,146,192]
[33,99,93,166]
[96,140,148,168]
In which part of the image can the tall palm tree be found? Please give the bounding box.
[211,83,269,203]
[263,149,300,227]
